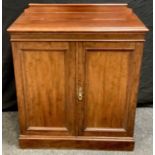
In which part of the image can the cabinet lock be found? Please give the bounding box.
[77,87,83,101]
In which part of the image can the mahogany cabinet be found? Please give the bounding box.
[7,3,148,150]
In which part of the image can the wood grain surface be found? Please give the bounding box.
[7,4,148,33]
[8,3,148,150]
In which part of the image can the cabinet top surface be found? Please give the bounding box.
[7,3,148,33]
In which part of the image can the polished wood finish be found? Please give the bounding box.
[7,3,148,33]
[7,4,148,150]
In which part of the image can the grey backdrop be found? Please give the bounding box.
[2,0,153,110]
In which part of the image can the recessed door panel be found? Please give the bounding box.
[86,51,129,128]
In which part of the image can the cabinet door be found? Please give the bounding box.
[12,42,76,136]
[77,42,143,137]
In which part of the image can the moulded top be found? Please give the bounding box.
[7,3,148,33]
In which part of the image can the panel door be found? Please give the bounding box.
[77,42,143,137]
[12,42,76,136]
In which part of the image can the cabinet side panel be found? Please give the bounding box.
[11,42,27,134]
[126,42,145,136]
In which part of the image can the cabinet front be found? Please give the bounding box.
[13,40,142,139]
[77,42,139,137]
[13,42,76,136]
